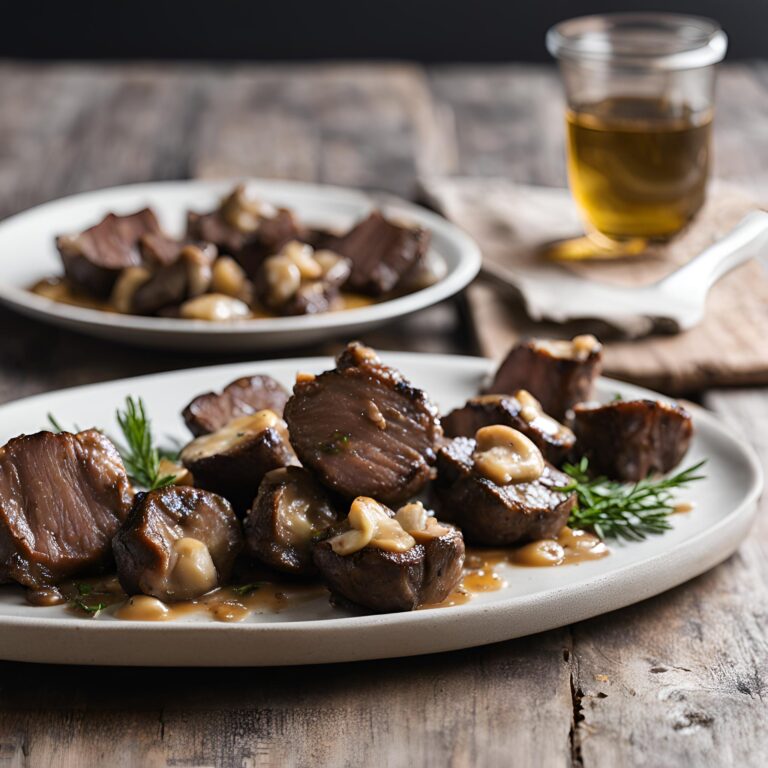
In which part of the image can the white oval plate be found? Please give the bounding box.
[0,354,761,666]
[0,180,481,351]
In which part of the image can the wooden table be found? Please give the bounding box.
[0,62,767,767]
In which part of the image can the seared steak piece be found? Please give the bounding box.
[57,208,162,297]
[187,185,305,279]
[435,436,576,546]
[131,243,217,315]
[573,399,693,481]
[0,430,133,588]
[487,335,603,421]
[183,374,290,437]
[313,497,464,613]
[244,467,342,575]
[113,485,243,602]
[329,211,431,296]
[180,411,297,513]
[284,342,442,506]
[443,391,576,466]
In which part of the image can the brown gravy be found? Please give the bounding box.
[24,528,610,618]
[30,277,375,319]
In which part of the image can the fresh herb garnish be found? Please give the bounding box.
[47,413,65,433]
[612,393,623,402]
[115,396,176,490]
[72,599,107,616]
[231,583,263,596]
[558,458,706,542]
[76,583,94,596]
[319,430,351,455]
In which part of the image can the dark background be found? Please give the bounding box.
[4,1,765,61]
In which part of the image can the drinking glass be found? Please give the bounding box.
[547,13,727,257]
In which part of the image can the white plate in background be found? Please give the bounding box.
[0,180,481,351]
[0,353,760,666]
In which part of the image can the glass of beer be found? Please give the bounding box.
[547,14,727,257]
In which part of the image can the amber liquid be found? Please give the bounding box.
[566,97,712,240]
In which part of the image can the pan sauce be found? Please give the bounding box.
[30,277,375,318]
[24,532,609,619]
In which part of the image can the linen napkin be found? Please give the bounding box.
[420,178,768,394]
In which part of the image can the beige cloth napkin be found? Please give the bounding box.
[421,178,768,394]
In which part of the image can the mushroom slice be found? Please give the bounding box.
[312,497,464,613]
[435,436,576,546]
[180,411,297,513]
[244,467,342,575]
[113,485,243,602]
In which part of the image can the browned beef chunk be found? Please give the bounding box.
[180,412,297,513]
[183,374,290,437]
[57,208,162,297]
[284,342,442,506]
[236,209,306,279]
[138,232,187,267]
[187,185,305,279]
[442,392,576,466]
[113,485,243,602]
[312,498,464,613]
[244,467,342,576]
[329,211,431,296]
[0,430,133,588]
[130,243,217,315]
[315,539,425,612]
[434,437,576,546]
[487,336,603,421]
[573,399,693,481]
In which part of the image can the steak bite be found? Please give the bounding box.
[244,467,342,576]
[313,497,464,613]
[180,411,297,512]
[183,374,290,437]
[329,211,431,296]
[187,184,305,278]
[573,399,693,481]
[443,391,576,466]
[284,342,442,506]
[0,430,133,588]
[130,243,217,316]
[487,335,603,421]
[57,208,163,297]
[435,430,576,546]
[113,485,243,602]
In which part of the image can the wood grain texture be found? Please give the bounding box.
[0,61,765,768]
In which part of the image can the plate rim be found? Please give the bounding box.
[0,353,761,642]
[0,178,481,336]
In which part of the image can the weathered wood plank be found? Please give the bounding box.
[566,390,768,767]
[0,632,574,768]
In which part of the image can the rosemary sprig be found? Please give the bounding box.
[72,599,107,616]
[558,458,706,542]
[231,583,264,596]
[115,396,176,491]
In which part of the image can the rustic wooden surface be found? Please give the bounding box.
[0,61,766,767]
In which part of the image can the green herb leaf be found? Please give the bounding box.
[115,396,177,491]
[557,458,706,542]
[231,583,263,596]
[47,413,65,433]
[76,583,94,596]
[72,599,107,616]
